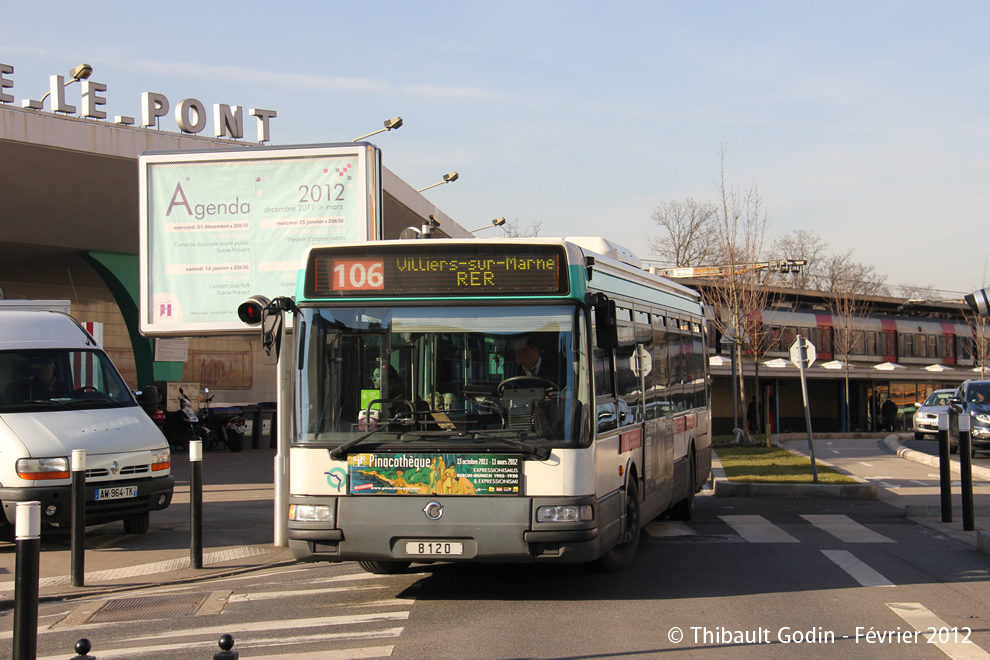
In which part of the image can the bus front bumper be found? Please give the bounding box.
[287,494,605,564]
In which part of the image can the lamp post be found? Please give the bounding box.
[22,64,92,111]
[352,116,403,142]
[470,217,506,233]
[417,171,459,193]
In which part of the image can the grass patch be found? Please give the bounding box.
[715,446,858,484]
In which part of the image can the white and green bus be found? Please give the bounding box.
[277,237,710,573]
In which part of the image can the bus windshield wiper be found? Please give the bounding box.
[329,427,385,460]
[470,431,551,460]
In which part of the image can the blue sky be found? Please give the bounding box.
[3,1,987,295]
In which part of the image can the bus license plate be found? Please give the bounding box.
[405,541,463,556]
[95,486,138,501]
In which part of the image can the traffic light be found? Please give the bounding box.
[237,295,271,326]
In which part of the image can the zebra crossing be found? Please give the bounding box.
[644,513,895,544]
[32,565,414,660]
[645,513,908,589]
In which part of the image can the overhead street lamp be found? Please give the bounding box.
[470,217,506,233]
[352,116,403,142]
[23,63,93,110]
[417,171,459,193]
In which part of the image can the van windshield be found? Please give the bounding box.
[0,349,135,412]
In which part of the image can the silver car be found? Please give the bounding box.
[912,389,956,439]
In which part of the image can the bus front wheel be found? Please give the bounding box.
[594,479,641,572]
[358,560,411,575]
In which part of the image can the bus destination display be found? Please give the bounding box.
[306,244,568,297]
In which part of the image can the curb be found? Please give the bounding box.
[710,448,877,500]
[713,480,877,499]
[879,435,990,482]
[0,559,300,609]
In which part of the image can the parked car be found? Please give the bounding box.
[913,389,957,439]
[951,380,990,455]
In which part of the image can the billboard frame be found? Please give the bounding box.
[138,142,381,337]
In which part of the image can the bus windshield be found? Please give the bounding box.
[296,305,591,449]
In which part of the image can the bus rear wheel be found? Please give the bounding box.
[358,560,411,574]
[594,479,641,572]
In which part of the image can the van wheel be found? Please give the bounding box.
[123,513,150,534]
[594,479,641,573]
[358,560,411,574]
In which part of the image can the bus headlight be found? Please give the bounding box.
[16,457,70,480]
[289,504,334,523]
[536,505,593,523]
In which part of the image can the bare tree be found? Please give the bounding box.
[500,220,542,237]
[771,229,829,291]
[826,265,875,431]
[647,198,720,267]
[817,250,890,297]
[893,283,943,302]
[701,147,773,443]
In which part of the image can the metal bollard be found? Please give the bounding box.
[214,633,238,659]
[71,449,86,587]
[72,638,96,659]
[12,502,40,660]
[190,439,203,569]
[958,414,975,531]
[937,413,952,523]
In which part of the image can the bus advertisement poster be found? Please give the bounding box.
[348,453,521,495]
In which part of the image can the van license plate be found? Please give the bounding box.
[405,541,463,556]
[95,486,139,501]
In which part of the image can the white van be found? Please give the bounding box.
[0,305,173,533]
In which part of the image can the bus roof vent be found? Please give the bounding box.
[563,237,642,269]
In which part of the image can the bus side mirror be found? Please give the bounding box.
[594,297,618,350]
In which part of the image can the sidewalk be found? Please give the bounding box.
[0,448,295,606]
[775,433,990,556]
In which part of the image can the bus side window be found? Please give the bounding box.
[615,324,640,426]
[593,347,617,433]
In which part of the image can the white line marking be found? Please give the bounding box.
[911,480,931,486]
[887,602,990,659]
[252,646,396,660]
[859,462,873,467]
[821,550,894,587]
[311,571,395,584]
[0,545,275,593]
[124,612,410,642]
[228,585,387,602]
[802,515,894,543]
[719,515,799,543]
[831,449,841,454]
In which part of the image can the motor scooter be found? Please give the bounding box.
[165,387,202,451]
[199,387,245,452]
[137,385,167,435]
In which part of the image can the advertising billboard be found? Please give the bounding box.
[139,143,381,335]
